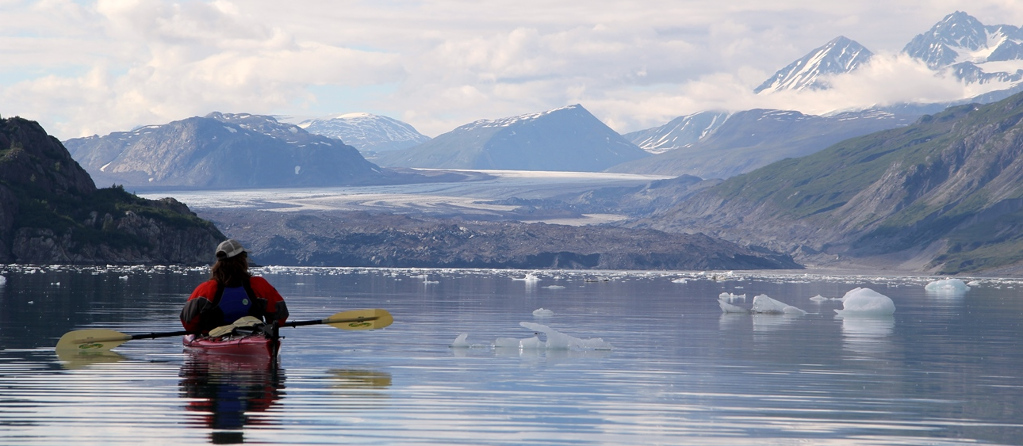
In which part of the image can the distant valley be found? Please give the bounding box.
[36,10,1023,275]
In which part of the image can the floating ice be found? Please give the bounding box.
[450,333,489,349]
[451,333,470,348]
[671,278,688,284]
[835,287,896,317]
[925,278,970,294]
[513,273,540,282]
[718,299,748,313]
[532,308,554,317]
[719,292,746,302]
[0,275,5,286]
[519,322,612,350]
[750,294,806,315]
[809,294,829,302]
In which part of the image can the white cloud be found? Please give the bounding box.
[1,0,1022,139]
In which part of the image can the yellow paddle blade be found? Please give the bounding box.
[324,309,393,330]
[56,329,133,353]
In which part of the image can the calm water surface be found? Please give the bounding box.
[1,266,1022,445]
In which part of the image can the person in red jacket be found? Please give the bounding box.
[181,239,289,334]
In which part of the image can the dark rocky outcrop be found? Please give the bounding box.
[201,209,799,270]
[0,116,224,264]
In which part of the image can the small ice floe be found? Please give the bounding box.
[750,294,806,315]
[494,334,544,349]
[532,308,554,317]
[518,322,612,350]
[835,287,896,317]
[718,299,748,314]
[671,278,688,284]
[118,275,129,280]
[544,285,566,290]
[450,333,489,349]
[924,278,970,294]
[513,273,540,282]
[0,275,6,286]
[719,292,746,302]
[717,292,749,313]
[809,294,829,302]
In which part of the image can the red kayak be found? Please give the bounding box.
[182,333,280,359]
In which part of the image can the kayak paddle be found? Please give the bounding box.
[56,308,393,353]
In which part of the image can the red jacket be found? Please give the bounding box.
[180,276,289,333]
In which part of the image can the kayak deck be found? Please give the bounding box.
[183,333,280,358]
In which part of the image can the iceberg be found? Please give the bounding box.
[925,278,970,294]
[519,322,612,350]
[750,294,806,315]
[835,287,896,317]
[451,333,471,348]
[532,308,554,317]
[718,299,748,313]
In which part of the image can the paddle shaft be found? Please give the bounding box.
[283,316,380,328]
[57,309,392,352]
[109,315,378,338]
[129,329,192,340]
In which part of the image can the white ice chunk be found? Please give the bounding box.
[718,292,746,301]
[494,337,522,348]
[925,278,971,294]
[751,294,806,315]
[519,335,544,349]
[835,287,896,317]
[519,322,612,350]
[809,294,829,302]
[718,299,748,313]
[513,273,540,282]
[0,275,6,286]
[532,308,554,317]
[451,333,471,348]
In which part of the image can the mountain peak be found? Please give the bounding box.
[373,104,648,172]
[297,113,430,153]
[901,11,1023,83]
[754,36,873,94]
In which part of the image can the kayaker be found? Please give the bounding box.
[181,239,290,334]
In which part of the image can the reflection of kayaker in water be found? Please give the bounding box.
[180,352,285,444]
[181,239,290,335]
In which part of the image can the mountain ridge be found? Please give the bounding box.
[296,113,431,154]
[631,90,1023,274]
[64,112,396,190]
[755,36,874,94]
[373,104,650,172]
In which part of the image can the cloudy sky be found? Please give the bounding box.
[2,0,1023,140]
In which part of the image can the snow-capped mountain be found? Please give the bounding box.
[296,113,431,153]
[624,111,729,154]
[754,36,873,94]
[63,112,389,190]
[903,11,1023,84]
[373,105,650,172]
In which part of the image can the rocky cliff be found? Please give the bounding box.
[0,116,224,264]
[201,209,799,270]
